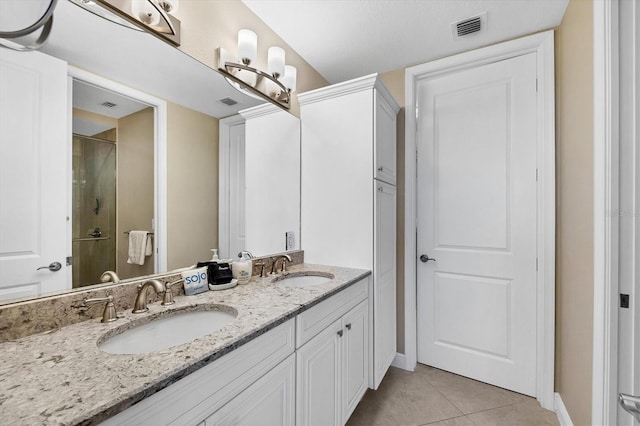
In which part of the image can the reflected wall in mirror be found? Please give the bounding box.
[219,106,301,259]
[0,0,302,305]
[71,81,155,287]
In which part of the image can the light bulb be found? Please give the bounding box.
[267,46,285,79]
[131,0,160,26]
[238,29,257,65]
[282,65,297,92]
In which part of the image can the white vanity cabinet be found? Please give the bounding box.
[299,74,399,389]
[101,320,296,426]
[202,353,296,426]
[296,279,369,426]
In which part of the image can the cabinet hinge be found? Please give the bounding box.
[536,168,538,182]
[536,78,538,92]
[536,258,539,271]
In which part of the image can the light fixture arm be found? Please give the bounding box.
[216,47,292,110]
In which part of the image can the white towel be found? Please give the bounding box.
[127,231,153,265]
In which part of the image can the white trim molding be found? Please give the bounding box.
[218,114,246,259]
[555,393,574,426]
[404,30,556,409]
[67,66,168,273]
[592,0,620,424]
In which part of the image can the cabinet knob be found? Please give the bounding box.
[337,330,343,337]
[345,323,352,330]
[377,166,384,172]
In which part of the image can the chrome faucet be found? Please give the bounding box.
[100,270,120,283]
[132,279,166,313]
[270,254,292,275]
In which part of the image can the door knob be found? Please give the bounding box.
[37,262,62,272]
[419,255,436,263]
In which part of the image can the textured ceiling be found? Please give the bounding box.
[243,0,569,84]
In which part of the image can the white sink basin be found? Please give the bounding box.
[273,272,334,288]
[99,307,237,354]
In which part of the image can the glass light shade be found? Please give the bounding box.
[267,46,285,78]
[282,65,297,92]
[131,0,160,26]
[159,0,179,13]
[238,29,257,65]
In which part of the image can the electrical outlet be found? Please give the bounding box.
[286,231,296,250]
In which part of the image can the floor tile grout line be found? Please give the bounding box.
[413,366,534,417]
[418,413,478,426]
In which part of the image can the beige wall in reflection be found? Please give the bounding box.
[167,102,220,270]
[116,107,155,279]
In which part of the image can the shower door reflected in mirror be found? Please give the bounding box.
[72,134,116,287]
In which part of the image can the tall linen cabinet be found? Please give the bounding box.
[299,74,399,389]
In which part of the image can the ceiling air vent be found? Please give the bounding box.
[218,97,238,106]
[451,12,487,39]
[100,101,117,108]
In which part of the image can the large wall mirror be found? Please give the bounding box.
[0,0,301,305]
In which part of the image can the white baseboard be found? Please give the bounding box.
[391,353,408,370]
[554,393,574,426]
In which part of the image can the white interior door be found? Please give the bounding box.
[617,0,640,423]
[228,121,246,259]
[416,53,538,396]
[0,49,69,302]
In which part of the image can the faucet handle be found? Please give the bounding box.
[162,279,183,305]
[254,262,267,278]
[83,294,118,323]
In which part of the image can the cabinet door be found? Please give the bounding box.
[374,91,397,185]
[296,319,343,426]
[341,300,369,424]
[204,354,296,426]
[372,181,397,389]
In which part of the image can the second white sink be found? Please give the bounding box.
[99,307,237,355]
[273,272,334,288]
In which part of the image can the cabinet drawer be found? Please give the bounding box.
[296,278,368,348]
[102,319,295,426]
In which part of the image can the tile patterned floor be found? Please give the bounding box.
[347,365,559,426]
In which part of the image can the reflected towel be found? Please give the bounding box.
[127,231,153,265]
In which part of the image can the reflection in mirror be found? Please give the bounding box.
[220,106,300,259]
[0,0,301,306]
[71,81,154,287]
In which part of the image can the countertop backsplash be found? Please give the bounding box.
[0,250,304,343]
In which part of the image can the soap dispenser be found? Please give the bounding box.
[232,251,253,285]
[210,249,219,262]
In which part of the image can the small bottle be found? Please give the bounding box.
[210,249,219,262]
[232,251,253,284]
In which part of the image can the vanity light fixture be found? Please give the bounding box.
[70,0,181,46]
[216,29,298,110]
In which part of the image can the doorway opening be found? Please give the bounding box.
[68,67,168,286]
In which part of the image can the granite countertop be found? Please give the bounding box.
[0,263,370,426]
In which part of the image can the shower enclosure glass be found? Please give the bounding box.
[72,134,116,287]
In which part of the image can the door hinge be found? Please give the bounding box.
[536,258,538,271]
[536,78,538,92]
[66,256,73,266]
[536,168,539,182]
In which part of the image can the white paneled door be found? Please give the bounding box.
[416,53,538,396]
[0,49,69,301]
